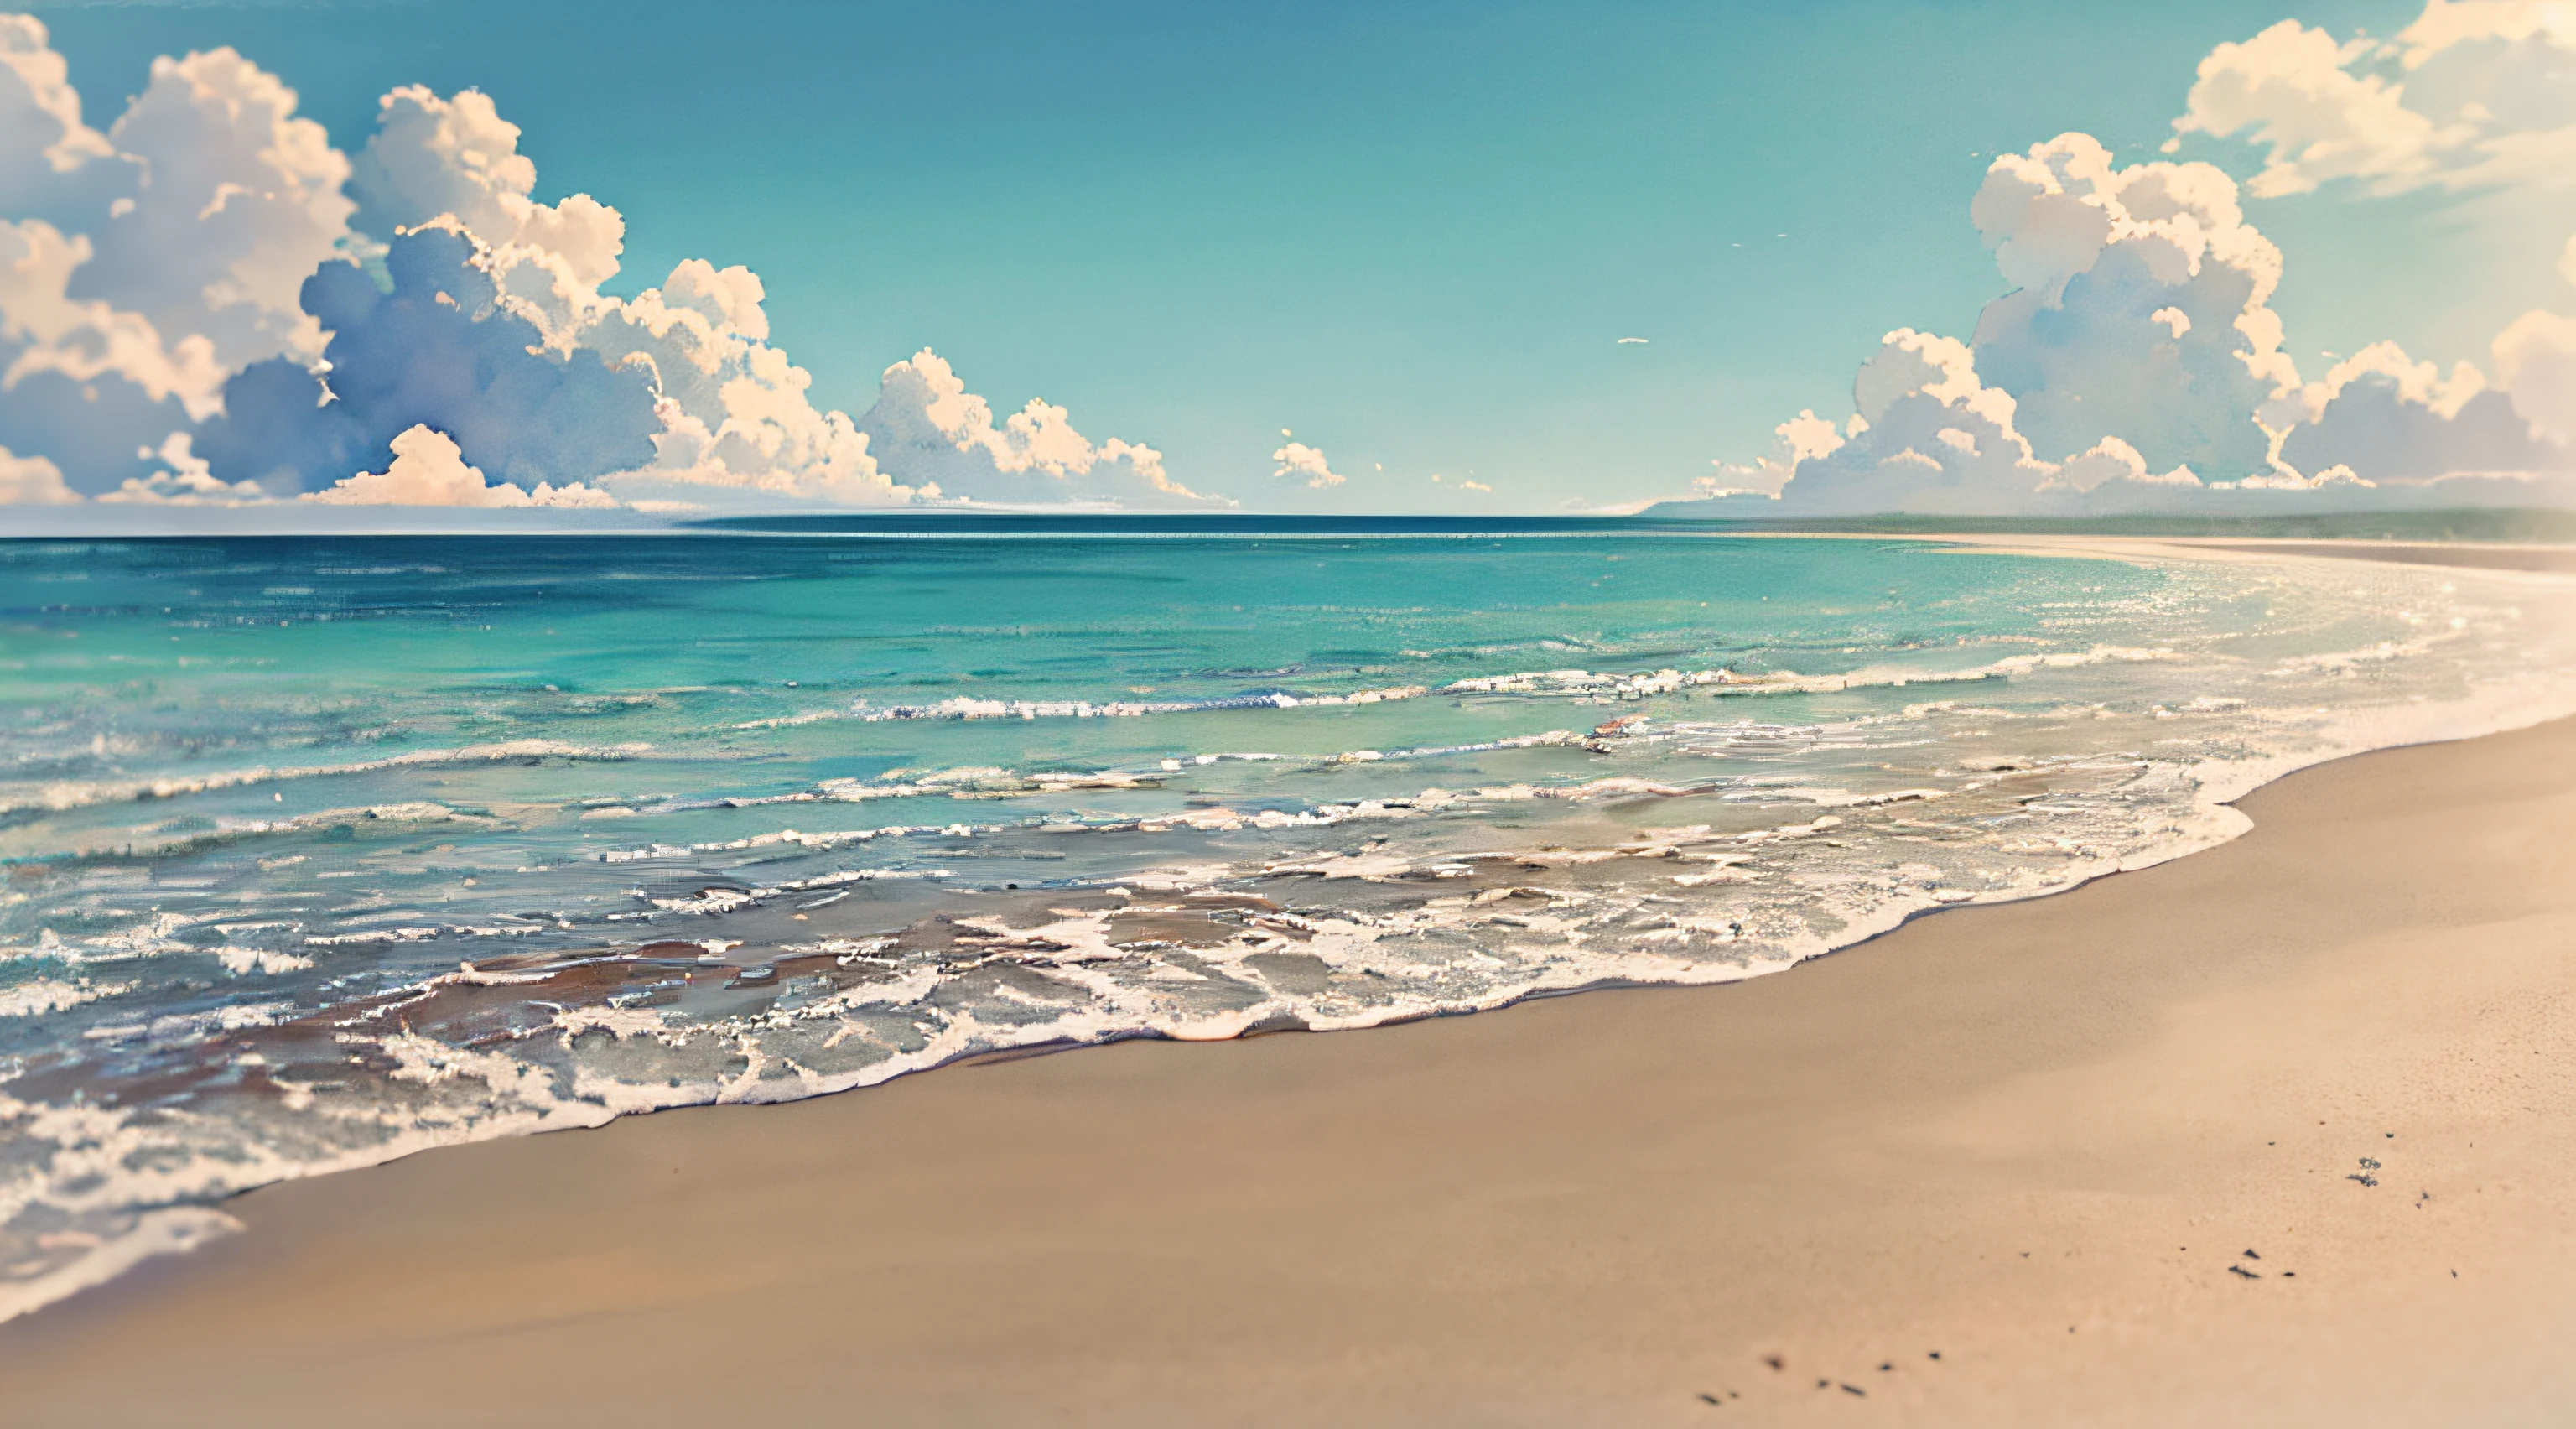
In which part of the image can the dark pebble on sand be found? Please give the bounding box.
[1841,1383,1867,1397]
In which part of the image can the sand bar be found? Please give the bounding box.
[4,660,2575,1426]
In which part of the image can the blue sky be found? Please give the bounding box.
[14,0,2575,514]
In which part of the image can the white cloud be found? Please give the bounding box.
[0,23,350,500]
[1968,133,2295,477]
[1758,327,2121,514]
[1669,3,2576,520]
[0,441,72,502]
[856,348,1220,507]
[0,16,127,229]
[2278,337,2563,479]
[99,432,270,505]
[77,45,351,373]
[0,43,1198,514]
[2492,306,2576,444]
[349,86,621,291]
[2286,340,2489,424]
[1691,119,2576,515]
[304,424,615,507]
[346,90,1194,508]
[188,224,661,497]
[1713,315,2446,513]
[2046,434,2203,493]
[2137,2,2576,489]
[0,217,225,416]
[345,89,875,502]
[2173,3,2576,197]
[1699,408,1847,496]
[1270,440,1346,489]
[2171,21,2439,197]
[589,264,910,506]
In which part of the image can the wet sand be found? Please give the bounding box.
[2190,540,2576,572]
[4,712,2575,1425]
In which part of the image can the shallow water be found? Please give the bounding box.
[3,531,2573,1317]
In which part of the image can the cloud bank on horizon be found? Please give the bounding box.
[1700,0,2576,516]
[0,22,1218,513]
[4,3,2576,517]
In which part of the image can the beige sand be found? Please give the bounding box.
[4,721,2575,1426]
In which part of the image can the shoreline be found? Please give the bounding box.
[1,712,2571,1422]
[1,535,2571,1424]
[1719,527,2576,575]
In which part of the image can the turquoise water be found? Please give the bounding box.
[3,531,2572,1317]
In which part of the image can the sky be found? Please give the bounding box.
[8,0,2576,517]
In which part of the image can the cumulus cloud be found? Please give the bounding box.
[348,86,621,291]
[856,348,1221,507]
[1270,440,1346,489]
[1699,409,1848,496]
[0,218,225,413]
[1731,319,2412,514]
[2138,0,2576,497]
[2278,339,2563,478]
[0,33,1203,513]
[0,213,216,495]
[584,266,911,506]
[74,44,351,372]
[0,16,130,232]
[332,87,1209,509]
[2173,3,2576,197]
[194,226,658,496]
[1696,118,2576,517]
[0,19,349,500]
[2491,305,2576,444]
[1968,133,2295,478]
[1752,329,2087,514]
[331,86,1208,509]
[99,431,272,505]
[2140,0,2576,490]
[305,423,614,507]
[0,441,71,502]
[324,86,911,507]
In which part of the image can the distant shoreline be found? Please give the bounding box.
[8,505,2576,543]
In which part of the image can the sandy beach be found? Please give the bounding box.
[5,665,2575,1425]
[18,0,2576,1418]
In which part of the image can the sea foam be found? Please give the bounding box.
[3,537,2573,1323]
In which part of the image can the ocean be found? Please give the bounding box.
[3,528,2573,1317]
